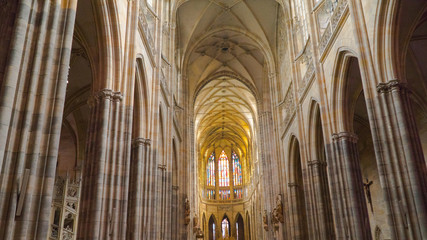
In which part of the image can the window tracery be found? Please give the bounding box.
[218,151,230,187]
[205,149,244,200]
[207,152,215,186]
[219,190,231,200]
[232,151,242,186]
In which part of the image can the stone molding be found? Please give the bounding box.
[112,92,123,102]
[307,160,327,167]
[131,137,151,148]
[332,132,358,142]
[158,164,167,170]
[377,79,406,93]
[87,89,124,108]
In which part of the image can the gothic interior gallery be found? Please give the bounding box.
[0,0,427,239]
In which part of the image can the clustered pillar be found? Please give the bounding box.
[0,0,77,239]
[330,132,371,240]
[307,160,334,239]
[375,80,427,239]
[127,138,151,239]
[78,89,128,239]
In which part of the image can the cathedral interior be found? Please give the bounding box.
[0,0,427,239]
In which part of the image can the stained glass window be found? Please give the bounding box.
[219,190,230,200]
[232,152,242,186]
[234,189,243,199]
[207,190,216,200]
[207,152,215,186]
[218,151,230,187]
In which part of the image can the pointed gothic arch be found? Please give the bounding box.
[246,211,251,240]
[235,213,244,240]
[208,214,218,240]
[133,57,150,138]
[221,214,231,238]
[307,100,335,238]
[330,49,360,132]
[287,136,308,240]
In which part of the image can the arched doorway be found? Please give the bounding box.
[235,214,244,240]
[209,215,217,240]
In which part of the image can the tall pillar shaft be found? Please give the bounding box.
[0,0,77,239]
[287,183,304,240]
[307,160,334,239]
[78,89,130,240]
[330,132,371,240]
[127,138,151,239]
[376,80,427,239]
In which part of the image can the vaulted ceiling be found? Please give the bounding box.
[194,76,257,157]
[177,0,279,165]
[177,0,279,93]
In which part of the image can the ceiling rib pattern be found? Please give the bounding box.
[194,77,257,156]
[177,0,278,172]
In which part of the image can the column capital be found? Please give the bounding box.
[287,182,298,188]
[90,89,124,102]
[158,164,167,171]
[87,89,115,107]
[131,138,151,148]
[96,88,114,100]
[112,91,123,102]
[307,160,327,167]
[332,132,358,142]
[377,79,407,93]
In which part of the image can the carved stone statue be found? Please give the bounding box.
[195,227,204,239]
[193,215,199,233]
[273,194,284,224]
[263,210,268,231]
[184,197,190,225]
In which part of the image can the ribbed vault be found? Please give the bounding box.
[194,76,257,159]
[177,0,279,200]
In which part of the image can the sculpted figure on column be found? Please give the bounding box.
[273,194,284,223]
[184,197,190,225]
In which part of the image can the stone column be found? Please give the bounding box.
[287,182,304,240]
[376,80,427,239]
[171,185,179,239]
[258,111,276,239]
[127,138,151,239]
[0,0,77,239]
[78,89,129,240]
[307,160,334,239]
[330,132,371,240]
